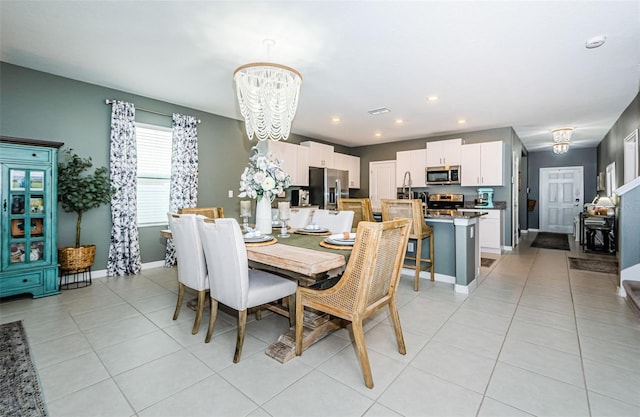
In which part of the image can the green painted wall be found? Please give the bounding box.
[0,62,322,270]
[597,92,640,195]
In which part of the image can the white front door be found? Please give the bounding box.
[369,160,396,213]
[539,166,583,233]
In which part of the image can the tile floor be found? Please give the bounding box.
[2,232,639,417]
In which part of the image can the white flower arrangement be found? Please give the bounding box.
[239,147,291,201]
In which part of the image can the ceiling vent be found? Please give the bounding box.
[368,107,391,115]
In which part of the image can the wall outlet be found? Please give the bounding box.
[407,242,415,252]
[228,190,233,198]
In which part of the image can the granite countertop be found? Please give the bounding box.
[425,210,486,220]
[461,201,507,210]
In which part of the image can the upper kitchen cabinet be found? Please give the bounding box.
[257,141,309,186]
[460,141,503,186]
[300,141,334,168]
[426,138,462,167]
[396,149,426,188]
[334,153,361,189]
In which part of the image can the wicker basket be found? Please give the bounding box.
[58,245,96,273]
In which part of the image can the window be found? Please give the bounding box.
[136,123,172,226]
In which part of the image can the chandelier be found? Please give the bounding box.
[552,127,572,154]
[552,142,570,154]
[233,62,302,142]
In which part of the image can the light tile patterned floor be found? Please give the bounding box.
[2,232,639,417]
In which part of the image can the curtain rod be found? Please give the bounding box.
[105,99,201,123]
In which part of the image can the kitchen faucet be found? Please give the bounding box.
[402,171,412,198]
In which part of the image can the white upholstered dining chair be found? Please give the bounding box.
[197,217,298,363]
[288,207,312,230]
[167,213,209,335]
[312,209,354,233]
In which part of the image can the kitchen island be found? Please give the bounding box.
[421,211,485,293]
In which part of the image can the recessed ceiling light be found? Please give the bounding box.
[331,117,341,123]
[374,132,382,137]
[395,119,404,125]
[368,107,391,115]
[427,96,438,102]
[585,35,606,49]
[458,119,466,124]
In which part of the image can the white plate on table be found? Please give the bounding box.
[299,227,329,233]
[244,235,274,243]
[326,233,356,246]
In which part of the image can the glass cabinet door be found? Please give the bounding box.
[6,168,48,268]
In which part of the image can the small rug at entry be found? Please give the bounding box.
[569,257,618,274]
[481,258,496,268]
[530,232,570,251]
[0,320,48,417]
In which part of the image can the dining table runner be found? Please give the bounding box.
[278,232,352,264]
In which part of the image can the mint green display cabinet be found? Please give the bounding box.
[1,137,63,298]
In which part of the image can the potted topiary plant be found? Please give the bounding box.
[57,148,113,272]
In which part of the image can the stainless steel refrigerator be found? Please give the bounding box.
[308,167,349,210]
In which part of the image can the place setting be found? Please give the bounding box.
[320,232,356,250]
[242,229,277,246]
[294,220,332,236]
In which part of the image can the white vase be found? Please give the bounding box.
[255,196,272,235]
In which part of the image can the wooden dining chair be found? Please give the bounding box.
[338,198,375,231]
[381,199,434,291]
[295,218,411,388]
[312,209,354,233]
[167,213,209,334]
[179,206,225,219]
[197,217,298,363]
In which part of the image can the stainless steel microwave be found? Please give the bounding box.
[425,166,461,185]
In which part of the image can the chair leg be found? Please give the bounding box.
[192,290,207,335]
[255,307,262,321]
[173,282,185,320]
[204,298,219,343]
[233,309,247,363]
[388,299,406,355]
[288,294,296,328]
[429,234,435,281]
[295,292,304,356]
[352,320,374,389]
[414,238,422,291]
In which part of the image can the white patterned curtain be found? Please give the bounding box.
[165,113,199,266]
[107,101,142,276]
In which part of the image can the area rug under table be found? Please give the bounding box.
[530,232,570,251]
[0,320,48,417]
[569,257,618,274]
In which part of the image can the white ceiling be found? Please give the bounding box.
[2,1,639,151]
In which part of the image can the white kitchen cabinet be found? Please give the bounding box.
[479,210,502,253]
[300,141,334,168]
[334,152,360,189]
[257,141,308,186]
[295,145,309,186]
[426,138,462,167]
[396,149,426,188]
[458,209,503,254]
[460,141,503,186]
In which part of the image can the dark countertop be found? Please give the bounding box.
[462,201,507,210]
[425,210,486,220]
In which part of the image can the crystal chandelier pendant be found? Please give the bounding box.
[233,62,302,142]
[552,142,570,154]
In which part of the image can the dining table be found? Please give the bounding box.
[160,226,353,363]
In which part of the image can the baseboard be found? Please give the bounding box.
[455,278,478,294]
[89,260,168,279]
[521,229,529,234]
[401,268,455,284]
[529,228,540,232]
[502,246,513,252]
